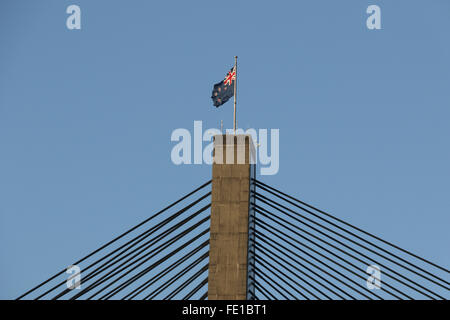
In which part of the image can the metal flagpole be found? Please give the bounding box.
[233,56,237,134]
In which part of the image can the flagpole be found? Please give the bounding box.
[233,56,237,134]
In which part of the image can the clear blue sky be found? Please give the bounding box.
[1,0,449,299]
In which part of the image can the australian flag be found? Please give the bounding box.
[211,66,236,107]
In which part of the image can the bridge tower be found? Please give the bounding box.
[207,134,256,300]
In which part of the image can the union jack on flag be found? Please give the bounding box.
[211,66,236,108]
[223,67,236,86]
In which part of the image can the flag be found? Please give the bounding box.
[211,66,236,107]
